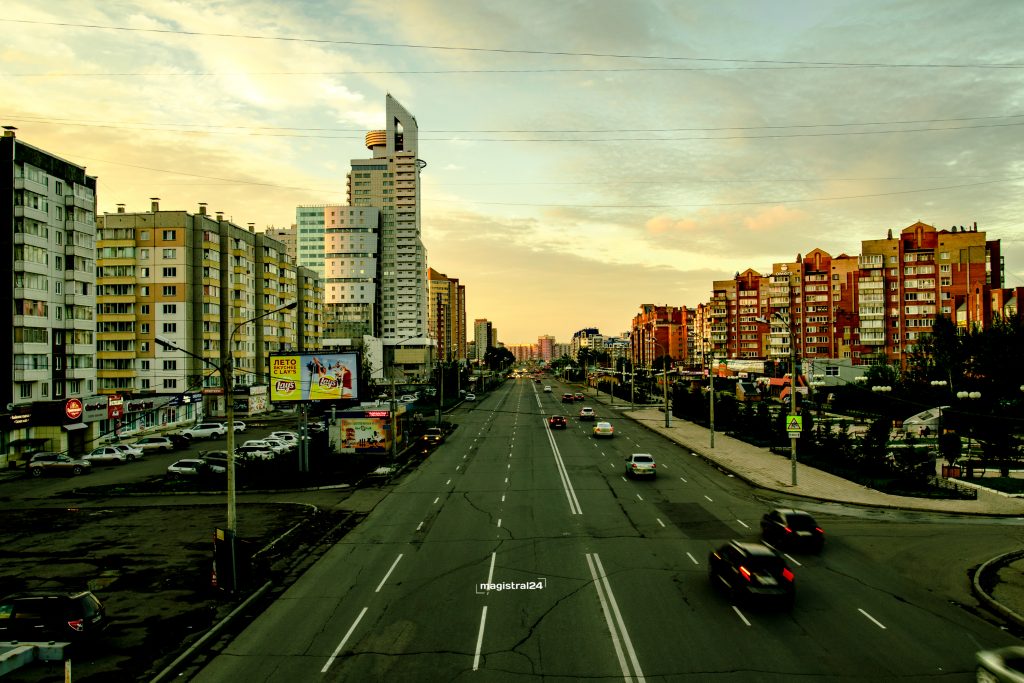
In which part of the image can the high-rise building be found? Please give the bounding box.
[348,95,431,379]
[536,335,555,362]
[473,319,492,361]
[265,225,297,263]
[428,268,467,362]
[1,130,97,464]
[631,305,688,369]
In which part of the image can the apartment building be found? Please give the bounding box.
[428,268,467,363]
[570,328,605,360]
[631,304,688,369]
[473,319,492,361]
[536,335,555,362]
[97,201,317,426]
[1,130,97,464]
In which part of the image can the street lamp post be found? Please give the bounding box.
[157,299,296,592]
[756,313,798,486]
[707,347,715,449]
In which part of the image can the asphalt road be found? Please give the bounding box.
[183,378,1024,682]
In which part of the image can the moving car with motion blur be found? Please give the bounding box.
[760,508,825,553]
[592,421,615,438]
[579,407,596,421]
[708,541,795,609]
[624,453,657,478]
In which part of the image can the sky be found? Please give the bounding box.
[3,1,1023,344]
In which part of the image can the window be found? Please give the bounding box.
[140,267,150,278]
[162,304,177,314]
[141,304,150,314]
[161,230,176,241]
[140,323,149,334]
[162,323,177,333]
[141,360,150,370]
[162,248,176,259]
[162,267,176,277]
[162,286,176,296]
[162,360,177,371]
[163,379,177,389]
[19,383,31,398]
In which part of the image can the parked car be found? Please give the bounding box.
[760,508,825,553]
[222,421,247,433]
[592,421,615,438]
[83,446,130,465]
[548,415,568,429]
[166,459,215,477]
[110,443,144,460]
[399,394,417,403]
[708,541,795,609]
[200,451,242,473]
[625,453,657,478]
[27,452,92,478]
[976,646,1024,683]
[579,407,596,421]
[421,427,445,445]
[133,436,176,453]
[243,439,288,456]
[464,393,476,401]
[166,433,192,450]
[268,431,298,443]
[235,445,274,461]
[181,423,228,440]
[0,590,107,642]
[262,438,293,455]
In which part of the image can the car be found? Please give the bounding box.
[181,423,228,440]
[166,433,192,450]
[464,393,476,401]
[543,385,552,392]
[200,451,242,472]
[708,541,795,609]
[593,421,615,438]
[26,452,92,477]
[760,508,825,553]
[308,422,327,435]
[0,590,107,642]
[222,421,247,433]
[625,453,657,477]
[421,427,445,445]
[133,436,176,453]
[166,459,213,477]
[574,392,585,402]
[579,407,596,421]
[234,445,275,461]
[243,439,288,456]
[400,394,417,403]
[110,443,144,460]
[561,393,574,403]
[83,446,129,465]
[269,431,298,443]
[262,438,294,455]
[548,415,567,429]
[535,379,542,384]
[976,646,1024,683]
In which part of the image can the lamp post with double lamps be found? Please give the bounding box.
[649,340,672,428]
[156,300,296,592]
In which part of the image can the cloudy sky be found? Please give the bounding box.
[3,1,1023,343]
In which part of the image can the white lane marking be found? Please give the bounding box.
[611,463,616,469]
[321,606,368,672]
[656,518,665,528]
[660,463,668,469]
[704,495,713,502]
[686,552,698,565]
[497,518,502,528]
[472,606,488,671]
[732,606,751,627]
[679,476,688,483]
[507,463,511,469]
[416,521,423,531]
[588,553,646,681]
[463,454,467,459]
[543,417,583,515]
[375,554,404,593]
[784,553,802,567]
[445,479,451,486]
[456,465,461,471]
[859,608,887,629]
[486,551,496,588]
[504,477,508,484]
[585,554,631,680]
[621,476,628,482]
[433,497,439,505]
[501,494,505,502]
[636,494,644,501]
[736,519,749,529]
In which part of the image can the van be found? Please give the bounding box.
[182,423,227,440]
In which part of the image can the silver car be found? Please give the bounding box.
[83,446,129,465]
[625,453,657,478]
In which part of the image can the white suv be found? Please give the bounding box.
[182,423,227,440]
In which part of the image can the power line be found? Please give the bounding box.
[2,17,1021,69]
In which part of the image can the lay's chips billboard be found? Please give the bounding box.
[270,352,360,403]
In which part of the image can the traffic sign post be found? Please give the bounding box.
[786,415,802,437]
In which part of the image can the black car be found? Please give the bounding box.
[548,415,568,429]
[0,591,107,642]
[760,508,825,553]
[708,541,795,609]
[167,433,192,450]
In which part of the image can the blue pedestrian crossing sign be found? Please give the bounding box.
[786,415,803,433]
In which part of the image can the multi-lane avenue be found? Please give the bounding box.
[190,377,1023,681]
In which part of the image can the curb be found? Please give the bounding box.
[972,549,1024,629]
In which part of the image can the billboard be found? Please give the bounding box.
[269,352,360,402]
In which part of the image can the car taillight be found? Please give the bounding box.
[783,526,793,534]
[67,618,85,632]
[815,527,824,534]
[631,463,638,469]
[650,463,656,468]
[782,568,795,582]
[738,566,752,581]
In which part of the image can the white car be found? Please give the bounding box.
[268,431,298,443]
[223,421,247,433]
[262,438,293,455]
[399,394,417,403]
[133,436,176,453]
[83,446,129,465]
[543,385,552,393]
[243,439,288,456]
[181,423,227,440]
[110,443,144,460]
[464,393,476,401]
[166,459,217,477]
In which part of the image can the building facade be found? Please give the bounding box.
[428,267,467,362]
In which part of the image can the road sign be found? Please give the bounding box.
[786,415,803,433]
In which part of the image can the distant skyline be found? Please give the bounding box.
[3,1,1022,343]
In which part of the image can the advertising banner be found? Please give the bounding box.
[337,416,390,454]
[270,352,359,402]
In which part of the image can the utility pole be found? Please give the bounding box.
[788,316,798,486]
